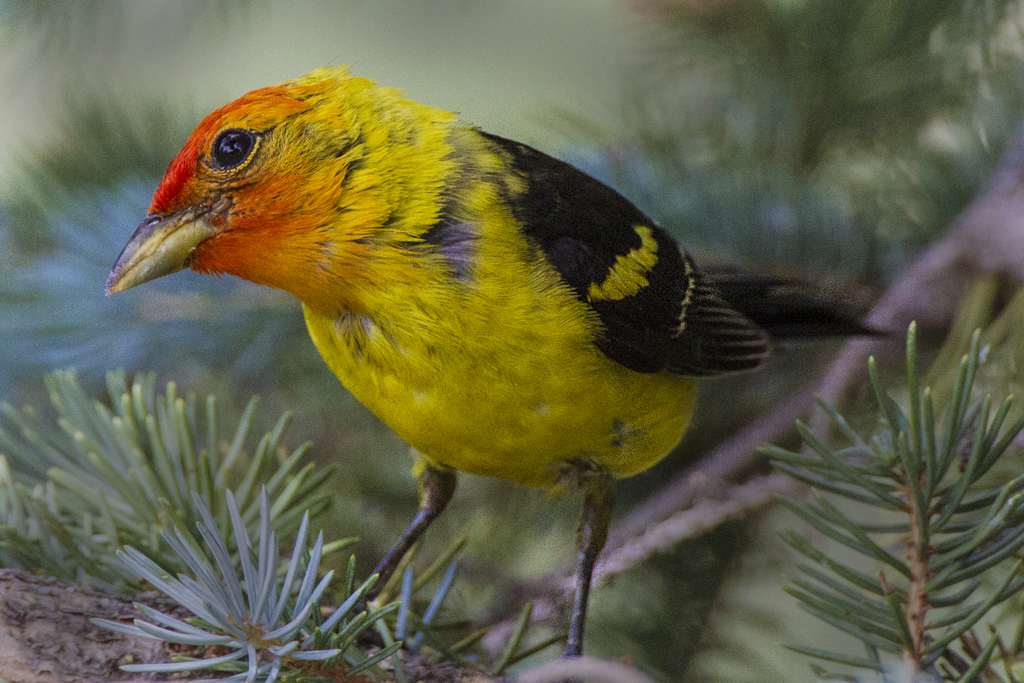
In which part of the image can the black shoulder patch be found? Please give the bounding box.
[482,132,770,377]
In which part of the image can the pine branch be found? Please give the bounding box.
[0,371,567,681]
[95,489,402,680]
[592,472,798,589]
[0,369,332,591]
[777,324,1024,679]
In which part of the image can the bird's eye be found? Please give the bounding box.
[211,129,256,169]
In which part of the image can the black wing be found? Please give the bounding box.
[482,132,770,377]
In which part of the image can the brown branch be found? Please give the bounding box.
[592,472,799,590]
[903,476,930,670]
[0,568,181,683]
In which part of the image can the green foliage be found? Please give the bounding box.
[771,324,1024,680]
[372,536,564,677]
[0,368,332,591]
[96,489,401,682]
[0,368,557,678]
[565,0,1024,283]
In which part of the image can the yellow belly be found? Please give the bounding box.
[303,301,695,490]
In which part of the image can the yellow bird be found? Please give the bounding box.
[106,67,866,657]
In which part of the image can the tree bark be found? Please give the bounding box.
[0,568,182,683]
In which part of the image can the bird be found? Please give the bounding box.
[106,66,869,658]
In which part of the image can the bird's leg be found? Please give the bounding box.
[366,463,457,598]
[565,472,615,658]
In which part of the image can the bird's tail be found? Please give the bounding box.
[702,267,880,340]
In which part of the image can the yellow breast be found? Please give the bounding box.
[302,244,695,490]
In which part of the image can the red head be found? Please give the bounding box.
[107,67,457,314]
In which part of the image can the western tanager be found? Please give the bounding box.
[106,67,867,657]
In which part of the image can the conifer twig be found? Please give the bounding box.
[776,325,1024,678]
[903,467,930,669]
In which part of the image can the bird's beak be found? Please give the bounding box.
[105,200,227,296]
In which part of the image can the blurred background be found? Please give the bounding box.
[2,0,1024,680]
